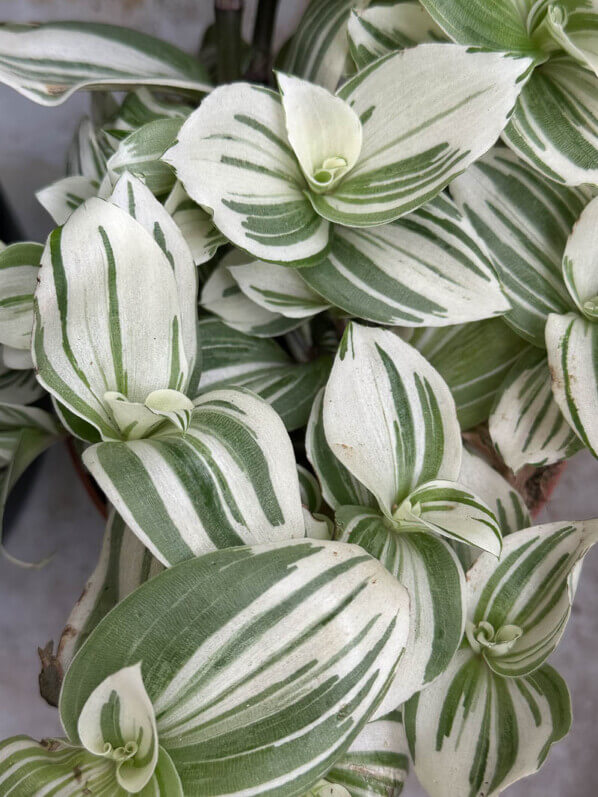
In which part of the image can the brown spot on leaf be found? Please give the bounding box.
[38,640,63,707]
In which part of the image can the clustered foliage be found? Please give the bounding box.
[0,1,597,795]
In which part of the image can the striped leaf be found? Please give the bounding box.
[36,175,99,225]
[466,520,598,677]
[309,46,533,227]
[33,198,194,442]
[0,242,42,350]
[323,324,461,514]
[324,710,409,795]
[348,2,446,69]
[82,387,305,567]
[302,195,510,327]
[0,357,44,405]
[0,736,182,796]
[404,652,571,797]
[450,147,594,346]
[406,318,527,430]
[419,0,536,51]
[60,539,411,796]
[337,507,465,711]
[306,388,377,511]
[545,311,598,457]
[298,464,323,513]
[489,346,581,472]
[280,0,370,91]
[164,182,225,267]
[202,256,304,338]
[228,259,329,319]
[405,479,501,556]
[562,194,598,319]
[539,2,598,77]
[57,510,163,672]
[503,57,598,186]
[164,83,331,266]
[0,21,210,106]
[306,783,351,797]
[67,115,109,181]
[110,88,192,134]
[107,118,183,197]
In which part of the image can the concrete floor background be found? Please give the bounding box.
[0,1,597,794]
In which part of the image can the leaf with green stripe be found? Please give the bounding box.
[33,197,195,442]
[337,507,466,712]
[348,2,446,69]
[323,323,462,515]
[404,651,571,797]
[489,346,581,472]
[164,182,226,267]
[82,387,306,566]
[540,1,598,77]
[306,388,377,511]
[406,318,527,430]
[503,56,598,186]
[57,510,163,673]
[60,538,411,796]
[466,520,598,677]
[110,88,192,134]
[36,175,100,225]
[67,115,110,181]
[450,147,594,346]
[561,193,598,319]
[280,0,370,91]
[0,21,211,106]
[298,464,323,513]
[323,710,409,795]
[164,83,332,266]
[546,311,598,457]
[0,242,42,351]
[302,194,510,327]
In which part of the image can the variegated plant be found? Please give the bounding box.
[0,3,596,796]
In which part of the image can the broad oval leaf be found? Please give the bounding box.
[546,311,598,457]
[310,45,533,226]
[404,652,571,797]
[503,56,598,186]
[323,324,462,514]
[165,83,331,266]
[61,538,411,796]
[0,242,42,350]
[562,194,598,319]
[0,21,211,106]
[302,194,509,327]
[36,175,99,225]
[33,198,190,442]
[467,520,598,677]
[450,147,593,346]
[489,346,581,472]
[83,387,305,567]
[337,507,465,711]
[164,182,226,267]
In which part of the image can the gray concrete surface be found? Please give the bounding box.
[0,2,597,794]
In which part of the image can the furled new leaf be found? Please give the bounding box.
[0,243,42,351]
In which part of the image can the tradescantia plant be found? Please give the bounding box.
[0,1,596,795]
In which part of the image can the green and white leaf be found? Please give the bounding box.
[450,147,594,346]
[404,652,571,797]
[562,194,598,319]
[419,0,537,51]
[406,318,527,430]
[60,539,410,796]
[67,115,108,181]
[202,255,304,337]
[535,1,598,78]
[489,346,581,471]
[348,2,446,69]
[164,182,225,267]
[33,198,191,442]
[302,194,509,326]
[0,21,211,106]
[83,387,305,567]
[36,175,100,224]
[107,118,183,197]
[545,311,598,457]
[110,88,192,134]
[0,242,42,350]
[323,324,462,514]
[165,83,331,266]
[503,57,598,186]
[298,464,323,513]
[324,710,410,795]
[309,45,533,226]
[57,510,163,672]
[337,506,465,711]
[228,258,329,319]
[306,388,377,511]
[280,0,370,91]
[467,520,598,677]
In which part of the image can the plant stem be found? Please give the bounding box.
[246,0,280,84]
[214,0,244,84]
